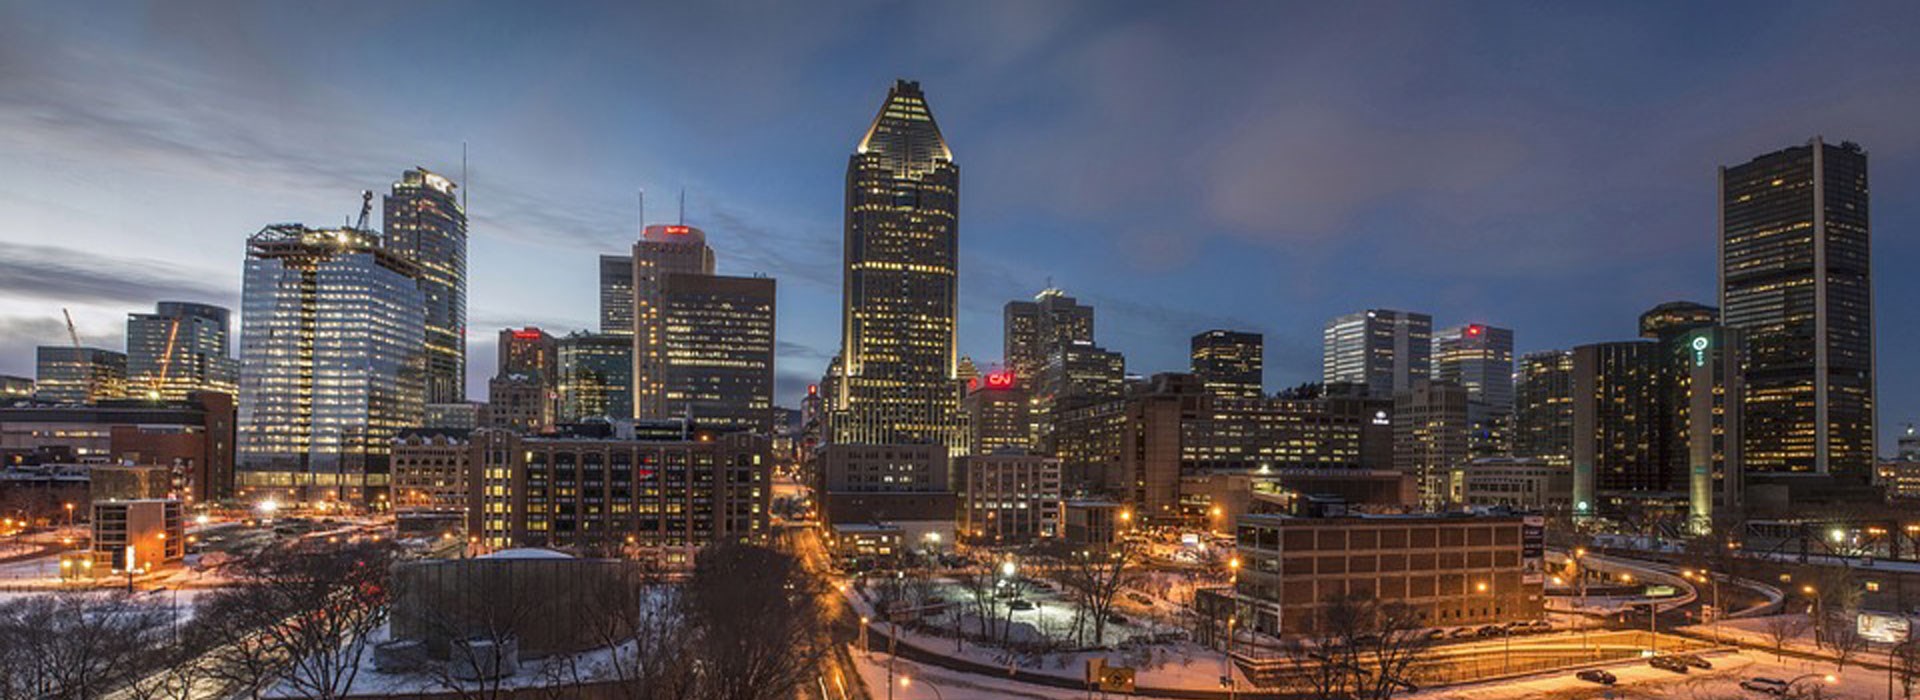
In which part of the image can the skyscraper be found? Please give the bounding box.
[1191,330,1264,400]
[831,79,963,451]
[237,224,426,501]
[126,302,237,401]
[34,346,126,405]
[557,332,633,423]
[1432,323,1514,458]
[599,254,634,336]
[1393,378,1469,509]
[660,272,776,433]
[382,168,467,404]
[1324,309,1432,399]
[1514,350,1574,467]
[631,224,715,420]
[1720,138,1874,478]
[1569,341,1665,516]
[1004,288,1095,383]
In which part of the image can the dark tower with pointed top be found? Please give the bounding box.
[830,80,964,451]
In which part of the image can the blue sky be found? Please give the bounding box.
[2,2,1918,450]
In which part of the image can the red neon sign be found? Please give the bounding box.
[510,329,543,340]
[983,370,1015,389]
[1466,325,1482,336]
[663,225,691,235]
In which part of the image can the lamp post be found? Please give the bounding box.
[900,675,945,700]
[1804,585,1824,647]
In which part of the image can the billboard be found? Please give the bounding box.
[1858,612,1911,644]
[1521,515,1545,585]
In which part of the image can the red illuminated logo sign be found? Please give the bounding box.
[1466,325,1483,336]
[664,225,691,235]
[510,329,543,340]
[983,370,1015,390]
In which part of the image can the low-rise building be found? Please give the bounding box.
[1450,457,1573,513]
[468,429,768,565]
[957,452,1061,544]
[0,392,236,503]
[1233,511,1544,636]
[1063,500,1127,547]
[91,499,184,573]
[392,429,472,512]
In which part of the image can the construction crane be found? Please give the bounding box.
[354,190,373,231]
[61,308,80,348]
[147,317,183,401]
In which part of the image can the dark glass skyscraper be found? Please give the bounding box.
[1004,288,1095,383]
[127,301,237,401]
[1719,138,1873,477]
[831,80,963,451]
[1190,330,1263,400]
[383,168,467,404]
[600,254,634,336]
[1432,323,1514,458]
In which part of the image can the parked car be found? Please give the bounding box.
[1576,669,1617,685]
[1475,625,1504,637]
[1008,599,1035,611]
[1741,677,1789,695]
[1106,613,1128,625]
[1449,627,1477,638]
[1649,656,1690,674]
[1674,654,1712,670]
[1423,629,1447,641]
[1127,592,1155,606]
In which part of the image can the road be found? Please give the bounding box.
[777,522,873,700]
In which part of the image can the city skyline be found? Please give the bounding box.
[5,3,1920,449]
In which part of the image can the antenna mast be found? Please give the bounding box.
[461,142,469,211]
[638,189,646,233]
[678,188,685,225]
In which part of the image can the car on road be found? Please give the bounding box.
[1423,629,1447,641]
[1576,669,1617,685]
[1740,677,1789,695]
[1673,654,1712,670]
[1649,656,1690,674]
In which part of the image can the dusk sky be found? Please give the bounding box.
[2,1,1918,449]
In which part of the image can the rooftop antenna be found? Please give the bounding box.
[638,189,646,232]
[677,188,685,226]
[461,142,469,211]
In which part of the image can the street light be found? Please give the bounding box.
[899,676,945,700]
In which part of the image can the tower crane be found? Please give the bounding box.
[61,308,80,348]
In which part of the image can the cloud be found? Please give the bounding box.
[0,243,234,307]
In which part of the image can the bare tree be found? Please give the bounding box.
[681,543,826,700]
[0,592,171,700]
[1763,615,1809,662]
[1825,615,1866,673]
[573,563,697,700]
[1045,539,1143,646]
[1896,640,1920,700]
[1280,593,1432,700]
[197,539,396,699]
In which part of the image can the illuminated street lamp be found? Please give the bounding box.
[899,676,944,700]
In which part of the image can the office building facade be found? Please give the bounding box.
[963,369,1030,455]
[236,224,425,501]
[383,168,467,404]
[1323,309,1432,399]
[557,333,633,423]
[632,224,716,421]
[1514,350,1574,466]
[126,302,237,401]
[1432,324,1514,459]
[957,452,1061,544]
[1004,288,1095,383]
[1191,330,1264,400]
[468,430,769,558]
[661,273,776,433]
[599,254,634,336]
[1569,341,1666,516]
[35,347,127,405]
[1393,379,1470,510]
[1720,138,1874,477]
[830,80,965,451]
